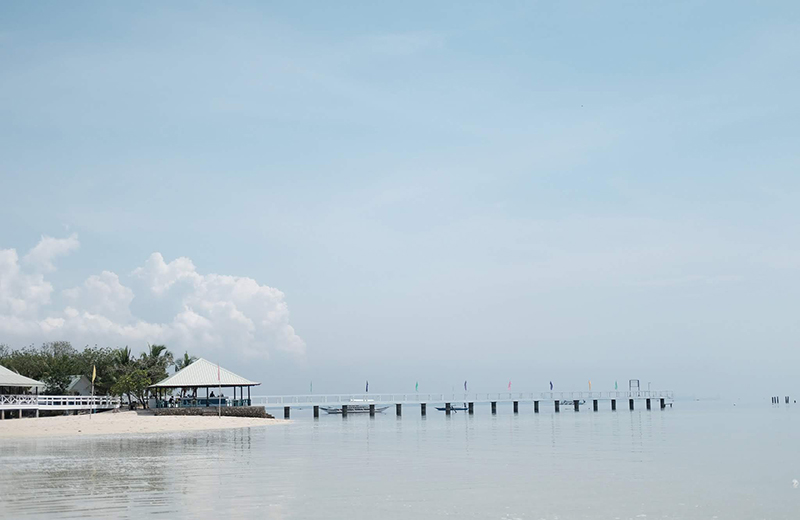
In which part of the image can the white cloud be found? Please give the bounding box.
[23,233,80,273]
[0,237,305,360]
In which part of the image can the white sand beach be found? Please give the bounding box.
[0,410,284,439]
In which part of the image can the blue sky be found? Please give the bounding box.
[1,2,799,397]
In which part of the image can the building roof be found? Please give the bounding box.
[149,358,260,388]
[0,363,46,388]
[67,375,91,391]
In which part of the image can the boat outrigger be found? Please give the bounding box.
[435,403,469,412]
[319,399,390,414]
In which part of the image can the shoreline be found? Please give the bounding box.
[0,410,286,439]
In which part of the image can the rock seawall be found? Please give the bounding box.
[153,406,274,419]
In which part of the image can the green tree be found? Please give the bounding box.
[111,369,152,407]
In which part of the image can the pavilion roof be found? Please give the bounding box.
[149,358,260,388]
[0,363,46,388]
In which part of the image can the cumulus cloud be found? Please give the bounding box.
[23,233,80,272]
[0,236,305,359]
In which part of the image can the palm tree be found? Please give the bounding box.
[114,346,132,366]
[174,351,197,373]
[147,344,171,360]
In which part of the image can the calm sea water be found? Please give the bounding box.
[1,401,798,519]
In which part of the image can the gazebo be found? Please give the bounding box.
[149,358,260,409]
[0,363,46,395]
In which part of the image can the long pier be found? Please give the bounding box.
[0,394,121,418]
[251,390,675,418]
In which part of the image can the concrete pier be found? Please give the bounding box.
[284,406,290,419]
[395,403,402,416]
[313,405,319,418]
[445,402,451,415]
[513,401,519,413]
[593,399,598,412]
[420,403,426,416]
[491,401,497,414]
[572,400,579,411]
[369,404,375,416]
[534,401,539,413]
[611,399,616,411]
[629,399,634,411]
[646,398,651,410]
[341,404,348,416]
[660,398,665,409]
[468,402,474,414]
[554,400,560,413]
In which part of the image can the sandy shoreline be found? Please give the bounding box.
[0,410,285,439]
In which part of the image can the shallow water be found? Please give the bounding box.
[1,401,798,519]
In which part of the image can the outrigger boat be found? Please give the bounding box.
[319,399,390,414]
[435,403,469,412]
[559,399,587,406]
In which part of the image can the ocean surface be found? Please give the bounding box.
[1,400,799,519]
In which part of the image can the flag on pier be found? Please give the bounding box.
[550,381,553,390]
[588,380,592,390]
[508,380,511,391]
[92,365,96,384]
[615,381,618,390]
[366,380,369,393]
[415,381,418,392]
[310,381,313,393]
[464,380,467,391]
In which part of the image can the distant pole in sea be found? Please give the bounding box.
[217,362,221,418]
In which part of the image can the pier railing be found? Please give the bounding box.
[0,395,121,410]
[250,391,674,407]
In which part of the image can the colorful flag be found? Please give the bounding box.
[464,380,467,391]
[550,381,553,390]
[415,381,418,392]
[92,365,96,384]
[615,381,618,390]
[366,380,369,393]
[310,381,313,393]
[588,380,592,391]
[217,363,220,381]
[508,380,511,391]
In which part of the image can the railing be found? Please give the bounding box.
[0,395,121,410]
[250,391,675,407]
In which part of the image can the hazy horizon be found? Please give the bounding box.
[2,2,799,398]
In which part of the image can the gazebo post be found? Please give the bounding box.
[247,386,250,405]
[206,387,209,406]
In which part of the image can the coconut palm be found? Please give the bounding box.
[174,351,197,373]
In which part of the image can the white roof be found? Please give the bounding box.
[150,358,260,388]
[0,363,46,388]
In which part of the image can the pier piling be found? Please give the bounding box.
[369,404,375,416]
[646,398,651,410]
[534,401,539,413]
[660,398,665,409]
[342,404,348,416]
[396,404,402,416]
[611,399,616,411]
[491,401,497,414]
[284,406,290,419]
[420,403,426,416]
[573,400,579,412]
[593,400,598,412]
[313,405,319,418]
[554,400,560,413]
[513,401,519,414]
[468,402,474,414]
[629,399,634,411]
[445,403,451,415]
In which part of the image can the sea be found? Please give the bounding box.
[0,400,798,519]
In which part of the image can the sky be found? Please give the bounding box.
[1,2,799,398]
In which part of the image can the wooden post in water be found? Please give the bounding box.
[396,403,402,416]
[534,401,539,413]
[342,404,348,416]
[369,404,375,416]
[593,400,598,412]
[491,401,497,414]
[660,398,665,409]
[646,398,651,410]
[445,402,451,415]
[284,406,290,419]
[468,402,474,414]
[421,403,426,416]
[554,400,560,413]
[313,405,319,418]
[513,401,519,414]
[611,399,616,411]
[573,400,579,412]
[629,399,634,410]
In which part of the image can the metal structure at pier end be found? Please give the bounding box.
[251,390,675,418]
